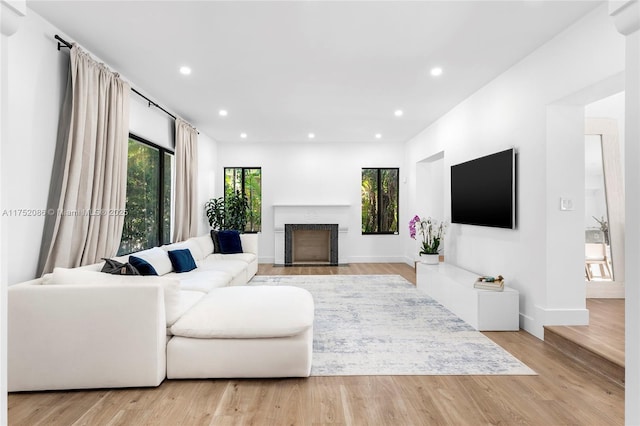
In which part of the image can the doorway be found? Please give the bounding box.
[584,93,625,298]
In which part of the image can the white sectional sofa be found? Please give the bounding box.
[8,233,314,392]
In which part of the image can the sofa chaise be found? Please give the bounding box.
[8,232,314,392]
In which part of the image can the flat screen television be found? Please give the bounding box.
[450,148,516,229]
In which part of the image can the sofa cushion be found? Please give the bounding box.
[165,270,233,293]
[196,258,248,278]
[163,240,204,262]
[218,230,243,254]
[43,268,181,326]
[168,249,197,273]
[239,233,258,255]
[170,290,207,334]
[170,286,314,339]
[218,253,258,263]
[191,235,214,260]
[128,247,173,275]
[129,256,158,275]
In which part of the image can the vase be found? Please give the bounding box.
[419,253,439,265]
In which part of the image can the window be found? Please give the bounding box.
[361,168,399,234]
[118,135,174,255]
[224,167,262,232]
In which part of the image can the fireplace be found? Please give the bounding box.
[273,204,349,265]
[285,224,339,266]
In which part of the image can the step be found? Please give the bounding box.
[544,325,624,388]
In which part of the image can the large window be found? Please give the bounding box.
[118,135,174,254]
[362,168,399,234]
[224,167,262,232]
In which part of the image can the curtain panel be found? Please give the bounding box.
[38,45,130,275]
[173,118,199,242]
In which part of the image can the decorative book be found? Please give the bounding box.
[474,275,505,291]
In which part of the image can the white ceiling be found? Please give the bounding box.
[28,1,600,144]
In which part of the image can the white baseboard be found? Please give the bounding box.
[347,256,409,264]
[519,313,542,340]
[525,305,589,341]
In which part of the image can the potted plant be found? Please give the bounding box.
[204,191,249,231]
[225,190,249,231]
[204,197,225,230]
[409,215,447,264]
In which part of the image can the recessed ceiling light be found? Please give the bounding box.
[308,133,315,139]
[394,110,403,117]
[218,110,228,117]
[179,66,191,75]
[240,133,247,139]
[430,67,443,77]
[375,133,382,139]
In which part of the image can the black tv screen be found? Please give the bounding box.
[451,148,516,229]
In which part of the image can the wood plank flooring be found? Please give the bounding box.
[8,263,624,425]
[546,298,625,367]
[544,298,625,387]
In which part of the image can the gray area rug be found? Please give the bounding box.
[250,274,536,376]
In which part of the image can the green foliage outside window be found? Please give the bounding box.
[362,168,399,234]
[224,167,261,232]
[118,137,173,255]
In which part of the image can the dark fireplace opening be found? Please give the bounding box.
[285,224,338,266]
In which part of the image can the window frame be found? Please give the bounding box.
[361,167,400,235]
[223,166,262,233]
[118,133,174,255]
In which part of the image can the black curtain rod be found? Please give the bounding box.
[54,34,198,133]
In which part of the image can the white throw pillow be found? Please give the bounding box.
[162,239,203,262]
[129,246,173,275]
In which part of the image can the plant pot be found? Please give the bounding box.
[419,253,439,265]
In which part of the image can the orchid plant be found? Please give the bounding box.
[409,215,447,255]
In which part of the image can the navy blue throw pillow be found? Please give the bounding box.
[168,249,197,273]
[210,230,221,253]
[218,230,243,254]
[129,256,158,276]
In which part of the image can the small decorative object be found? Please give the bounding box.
[409,215,447,264]
[474,275,505,291]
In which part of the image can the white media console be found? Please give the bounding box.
[416,262,519,331]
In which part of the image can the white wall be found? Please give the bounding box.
[3,10,68,285]
[215,141,405,263]
[197,132,217,235]
[129,94,174,151]
[403,4,624,338]
[2,9,218,284]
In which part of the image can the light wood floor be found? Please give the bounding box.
[8,264,624,425]
[547,298,625,367]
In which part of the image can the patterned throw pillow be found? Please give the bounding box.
[101,258,140,275]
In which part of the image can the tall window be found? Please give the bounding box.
[224,167,262,232]
[118,135,174,254]
[362,168,399,234]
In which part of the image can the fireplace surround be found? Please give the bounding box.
[273,204,350,265]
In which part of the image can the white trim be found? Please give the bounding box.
[532,304,590,341]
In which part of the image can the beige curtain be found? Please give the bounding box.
[173,118,199,242]
[38,45,130,275]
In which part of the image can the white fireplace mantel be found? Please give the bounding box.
[272,203,352,264]
[272,203,351,207]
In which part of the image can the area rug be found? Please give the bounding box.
[249,275,536,376]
